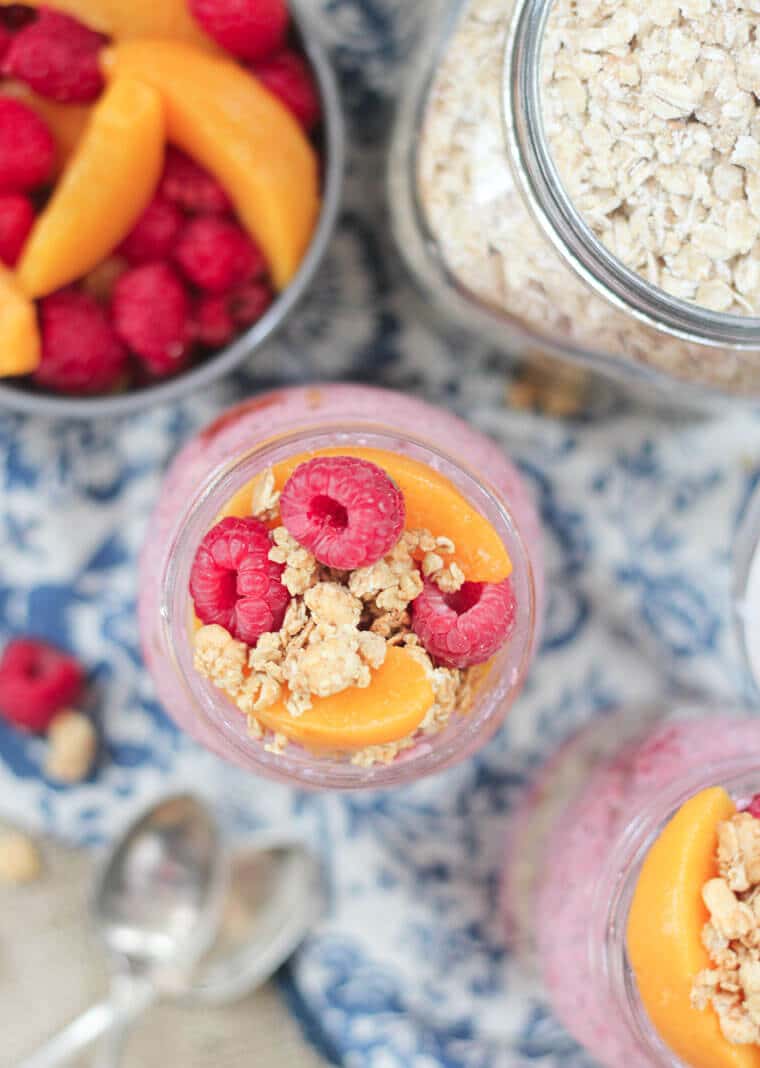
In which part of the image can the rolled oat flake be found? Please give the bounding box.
[418,0,760,393]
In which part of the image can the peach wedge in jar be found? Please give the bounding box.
[189,448,516,767]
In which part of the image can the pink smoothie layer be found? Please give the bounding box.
[138,384,545,765]
[530,715,760,1067]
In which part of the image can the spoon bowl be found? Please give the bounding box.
[189,834,322,1005]
[19,792,226,1068]
[94,794,225,981]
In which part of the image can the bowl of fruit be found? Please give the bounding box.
[0,0,344,417]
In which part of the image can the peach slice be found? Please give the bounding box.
[0,0,216,50]
[0,265,40,376]
[254,647,435,752]
[220,447,513,584]
[17,77,164,299]
[627,787,760,1068]
[102,40,320,290]
[2,84,90,174]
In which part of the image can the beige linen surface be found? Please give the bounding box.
[0,837,329,1068]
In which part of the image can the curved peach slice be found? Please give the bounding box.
[221,447,512,584]
[627,787,760,1068]
[102,40,320,290]
[0,0,216,50]
[17,77,164,299]
[0,265,40,376]
[2,84,90,174]
[255,647,434,752]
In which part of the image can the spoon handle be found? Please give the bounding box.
[93,980,155,1068]
[18,985,154,1068]
[17,1000,118,1068]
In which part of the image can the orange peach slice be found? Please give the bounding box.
[0,265,40,376]
[17,77,164,299]
[102,40,320,290]
[254,647,434,751]
[627,787,760,1068]
[2,84,90,174]
[0,0,216,50]
[220,447,513,584]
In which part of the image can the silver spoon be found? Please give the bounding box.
[19,793,227,1068]
[96,833,323,1066]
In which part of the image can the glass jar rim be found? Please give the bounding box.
[593,744,760,1065]
[502,0,760,351]
[158,421,539,789]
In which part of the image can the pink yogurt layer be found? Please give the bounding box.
[138,384,545,766]
[534,715,760,1068]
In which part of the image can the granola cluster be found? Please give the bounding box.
[691,809,760,1044]
[192,470,475,765]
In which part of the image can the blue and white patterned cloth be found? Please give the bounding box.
[2,3,760,1066]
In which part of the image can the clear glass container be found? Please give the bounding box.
[388,0,760,406]
[502,702,760,1066]
[138,384,544,790]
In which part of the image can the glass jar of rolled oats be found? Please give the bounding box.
[389,0,760,403]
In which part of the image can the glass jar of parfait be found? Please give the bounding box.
[503,701,760,1067]
[139,383,544,789]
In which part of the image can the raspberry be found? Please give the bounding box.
[2,9,105,103]
[0,23,11,62]
[412,578,517,669]
[193,293,236,348]
[190,516,290,646]
[35,289,129,395]
[280,456,406,570]
[0,638,85,733]
[229,279,274,327]
[118,194,184,266]
[112,262,190,377]
[0,192,34,266]
[0,7,36,30]
[189,0,288,62]
[252,50,321,131]
[744,794,760,819]
[0,97,55,192]
[175,216,264,295]
[160,147,231,215]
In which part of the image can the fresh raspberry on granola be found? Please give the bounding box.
[744,794,760,819]
[189,0,289,61]
[191,516,291,646]
[280,456,406,570]
[0,638,85,733]
[35,289,129,395]
[2,9,105,103]
[0,96,55,192]
[412,577,517,669]
[0,191,34,266]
